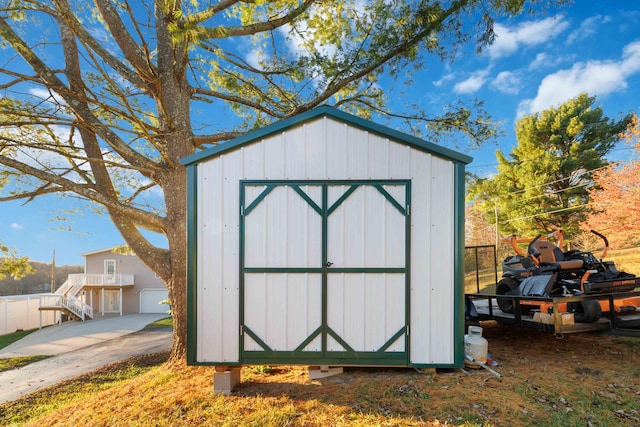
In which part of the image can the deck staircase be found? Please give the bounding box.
[39,275,94,321]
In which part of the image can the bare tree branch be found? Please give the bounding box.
[194,0,315,38]
[0,152,166,230]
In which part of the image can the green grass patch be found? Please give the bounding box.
[0,328,37,351]
[0,355,51,372]
[0,352,169,426]
[143,316,173,330]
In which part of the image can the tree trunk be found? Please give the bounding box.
[154,4,192,362]
[164,167,189,362]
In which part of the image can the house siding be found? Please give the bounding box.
[83,250,166,314]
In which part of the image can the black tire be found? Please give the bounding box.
[567,299,602,323]
[496,278,519,314]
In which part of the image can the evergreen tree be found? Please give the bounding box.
[469,93,631,239]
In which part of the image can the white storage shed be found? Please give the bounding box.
[182,106,472,369]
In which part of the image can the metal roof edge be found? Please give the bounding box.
[181,105,473,166]
[78,246,127,257]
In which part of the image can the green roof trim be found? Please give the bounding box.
[181,105,473,166]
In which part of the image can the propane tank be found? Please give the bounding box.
[464,326,488,366]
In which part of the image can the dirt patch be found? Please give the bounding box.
[232,324,640,426]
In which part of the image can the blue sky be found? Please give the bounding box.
[1,0,639,266]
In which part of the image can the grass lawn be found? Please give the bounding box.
[143,316,173,331]
[1,327,639,426]
[0,355,51,373]
[1,249,638,426]
[0,328,53,375]
[0,329,37,351]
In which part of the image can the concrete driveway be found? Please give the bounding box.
[0,314,172,404]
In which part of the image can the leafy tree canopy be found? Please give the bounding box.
[468,93,632,240]
[0,0,568,359]
[582,114,640,248]
[0,243,34,281]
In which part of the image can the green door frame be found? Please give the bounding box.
[239,180,411,365]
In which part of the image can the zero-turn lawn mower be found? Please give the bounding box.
[496,230,640,323]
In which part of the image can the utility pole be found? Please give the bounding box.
[51,249,56,293]
[494,201,499,251]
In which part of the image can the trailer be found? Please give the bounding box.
[467,291,640,337]
[465,243,640,337]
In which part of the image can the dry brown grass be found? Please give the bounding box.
[2,325,639,427]
[607,247,640,276]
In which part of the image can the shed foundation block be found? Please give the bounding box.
[308,365,343,380]
[213,367,241,395]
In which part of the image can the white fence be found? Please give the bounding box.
[0,294,58,335]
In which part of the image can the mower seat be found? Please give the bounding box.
[530,240,584,270]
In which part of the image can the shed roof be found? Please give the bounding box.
[181,106,473,166]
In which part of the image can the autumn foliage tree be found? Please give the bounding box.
[582,114,640,248]
[465,203,496,247]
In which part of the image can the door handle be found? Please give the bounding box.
[326,262,334,267]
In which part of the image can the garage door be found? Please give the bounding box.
[140,289,170,314]
[240,180,410,365]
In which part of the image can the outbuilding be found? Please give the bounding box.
[182,106,472,383]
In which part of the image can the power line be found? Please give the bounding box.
[501,204,589,224]
[467,146,638,171]
[511,183,590,203]
[509,166,608,195]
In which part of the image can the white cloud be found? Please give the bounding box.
[491,71,521,94]
[245,48,268,69]
[528,52,573,71]
[528,52,549,70]
[567,15,610,44]
[29,88,67,107]
[11,223,23,230]
[488,16,569,59]
[454,69,490,94]
[518,40,640,116]
[433,72,456,87]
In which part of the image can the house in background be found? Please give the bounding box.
[39,247,169,323]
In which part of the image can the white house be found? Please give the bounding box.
[181,106,472,375]
[39,247,169,322]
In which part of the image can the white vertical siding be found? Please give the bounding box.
[408,154,455,365]
[327,185,406,268]
[196,150,242,363]
[428,157,455,362]
[326,273,405,352]
[195,116,458,365]
[244,273,322,351]
[245,186,322,268]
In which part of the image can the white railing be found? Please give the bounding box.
[65,273,135,288]
[61,274,88,297]
[39,294,94,321]
[54,277,74,296]
[4,273,135,331]
[64,294,94,320]
[39,294,63,309]
[55,274,84,296]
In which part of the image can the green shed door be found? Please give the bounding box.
[240,181,410,365]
